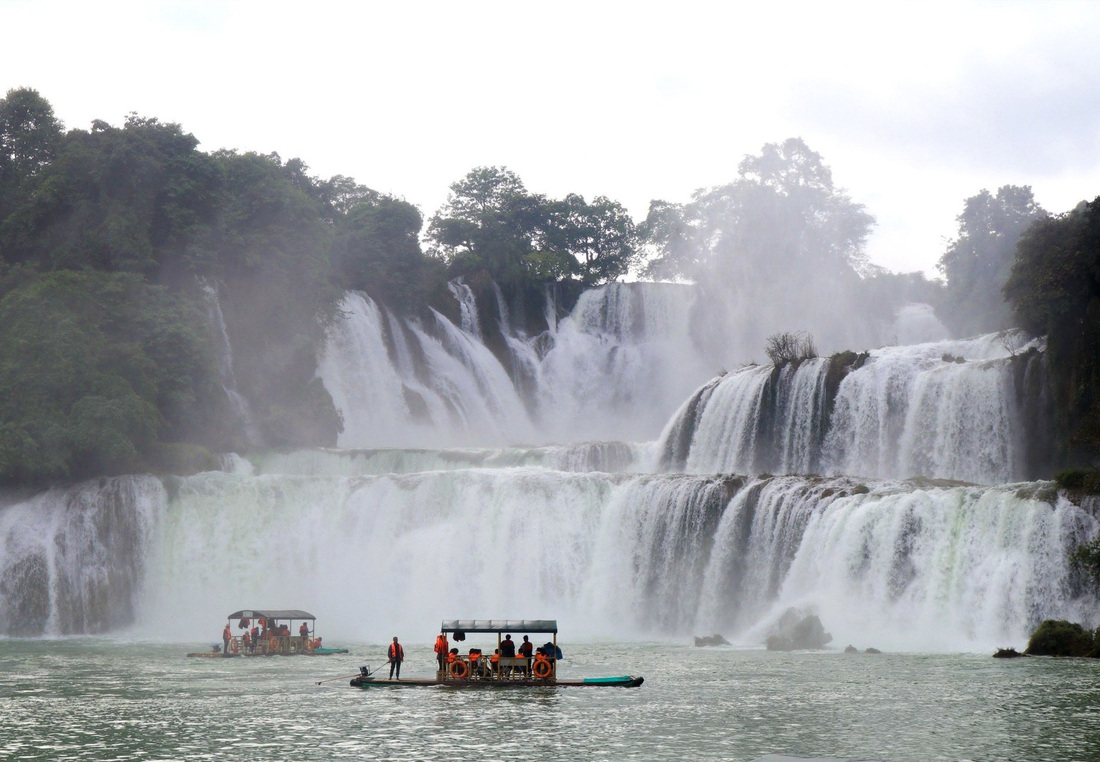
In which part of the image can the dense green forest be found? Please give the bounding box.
[1,87,1098,487]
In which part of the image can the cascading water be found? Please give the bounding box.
[0,278,1086,654]
[660,333,1048,484]
[3,465,1094,652]
[0,477,165,636]
[198,277,261,446]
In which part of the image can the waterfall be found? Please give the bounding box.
[659,334,1047,484]
[3,466,1095,651]
[318,282,717,446]
[317,291,535,448]
[0,278,1078,654]
[198,277,261,446]
[447,278,481,338]
[0,477,165,636]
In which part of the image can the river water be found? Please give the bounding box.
[3,639,1099,761]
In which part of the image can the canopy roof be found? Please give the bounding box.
[228,609,315,621]
[441,619,557,634]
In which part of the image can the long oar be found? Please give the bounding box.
[315,672,361,685]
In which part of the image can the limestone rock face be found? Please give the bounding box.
[765,609,832,651]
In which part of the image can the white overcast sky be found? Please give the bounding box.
[4,0,1099,276]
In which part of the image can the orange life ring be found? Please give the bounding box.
[449,659,469,679]
[229,638,239,654]
[268,637,280,653]
[532,659,552,679]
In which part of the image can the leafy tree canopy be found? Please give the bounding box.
[428,166,638,286]
[641,138,874,284]
[938,185,1045,336]
[0,270,212,483]
[1004,197,1100,455]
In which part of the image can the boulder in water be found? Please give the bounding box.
[766,609,832,651]
[693,633,731,647]
[993,647,1026,658]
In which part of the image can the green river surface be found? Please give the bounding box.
[2,640,1099,761]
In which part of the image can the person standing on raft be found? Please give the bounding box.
[388,636,405,680]
[434,632,449,671]
[222,623,231,655]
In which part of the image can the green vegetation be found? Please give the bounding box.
[0,89,649,486]
[1024,619,1098,657]
[1004,197,1100,461]
[427,166,640,286]
[937,186,1045,337]
[764,331,817,367]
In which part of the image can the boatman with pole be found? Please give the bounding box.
[388,636,405,680]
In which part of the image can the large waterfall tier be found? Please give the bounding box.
[3,468,1093,651]
[659,334,1050,485]
[319,282,944,451]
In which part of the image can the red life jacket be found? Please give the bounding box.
[222,626,231,639]
[299,624,309,637]
[434,635,448,654]
[389,642,404,660]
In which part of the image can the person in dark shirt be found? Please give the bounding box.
[500,634,516,658]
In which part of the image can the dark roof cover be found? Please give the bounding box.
[440,619,557,634]
[227,609,315,621]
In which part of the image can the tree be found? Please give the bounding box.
[337,194,443,308]
[1004,198,1100,456]
[0,87,62,184]
[542,193,639,284]
[0,270,214,483]
[641,138,874,283]
[938,185,1045,336]
[427,166,547,283]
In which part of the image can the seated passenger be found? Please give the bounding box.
[500,634,516,657]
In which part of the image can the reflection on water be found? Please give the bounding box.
[2,640,1100,761]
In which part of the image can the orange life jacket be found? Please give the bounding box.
[299,624,309,637]
[490,653,499,663]
[222,626,231,639]
[446,652,457,663]
[389,642,404,660]
[434,635,448,654]
[242,631,251,644]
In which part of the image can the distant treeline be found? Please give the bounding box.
[0,87,1097,486]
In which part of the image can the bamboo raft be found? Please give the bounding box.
[348,619,643,689]
[188,609,348,658]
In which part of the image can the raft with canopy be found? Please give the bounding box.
[347,619,643,688]
[187,609,349,657]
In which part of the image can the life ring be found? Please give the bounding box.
[449,659,469,679]
[229,639,239,654]
[532,659,552,679]
[268,637,280,653]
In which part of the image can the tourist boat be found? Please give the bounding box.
[348,619,643,688]
[187,609,349,657]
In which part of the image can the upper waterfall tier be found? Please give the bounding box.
[317,281,951,453]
